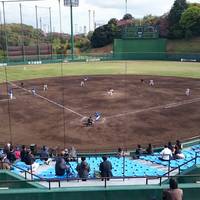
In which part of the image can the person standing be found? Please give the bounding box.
[163,178,183,200]
[99,156,112,181]
[43,84,48,91]
[55,157,70,176]
[76,157,90,181]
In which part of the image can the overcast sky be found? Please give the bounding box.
[0,0,199,33]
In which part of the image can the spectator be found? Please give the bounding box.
[175,140,182,150]
[24,149,35,166]
[163,178,183,200]
[168,142,174,152]
[76,157,90,181]
[117,148,124,157]
[99,156,112,181]
[174,146,185,159]
[55,157,70,176]
[0,154,10,170]
[20,145,27,162]
[3,143,11,154]
[135,144,143,159]
[69,146,77,161]
[40,146,50,164]
[145,144,154,155]
[159,145,172,161]
[14,147,21,160]
[6,146,16,163]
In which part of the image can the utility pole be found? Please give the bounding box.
[88,9,91,32]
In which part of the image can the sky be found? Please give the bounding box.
[0,0,199,33]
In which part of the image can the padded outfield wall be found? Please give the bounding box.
[113,39,167,60]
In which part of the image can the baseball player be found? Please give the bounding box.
[185,88,190,96]
[43,84,48,91]
[149,80,154,86]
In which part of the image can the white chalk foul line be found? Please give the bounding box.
[107,97,200,119]
[9,82,85,118]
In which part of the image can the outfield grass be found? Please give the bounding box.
[0,60,200,83]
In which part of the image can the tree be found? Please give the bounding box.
[180,6,200,38]
[157,14,169,38]
[52,38,61,54]
[90,18,120,48]
[123,13,133,20]
[142,15,159,26]
[168,0,188,38]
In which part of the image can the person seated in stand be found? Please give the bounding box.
[117,148,124,157]
[0,154,11,170]
[39,146,51,164]
[135,144,144,159]
[86,116,93,126]
[174,146,185,159]
[6,146,16,163]
[175,140,182,150]
[145,144,154,155]
[168,141,174,152]
[21,82,24,87]
[14,146,21,160]
[20,145,27,163]
[159,145,172,161]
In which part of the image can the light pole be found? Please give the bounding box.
[125,0,127,14]
[64,0,79,61]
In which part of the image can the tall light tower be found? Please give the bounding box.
[64,0,79,60]
[88,9,91,32]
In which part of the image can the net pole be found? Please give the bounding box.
[49,7,53,59]
[19,3,25,62]
[2,2,12,143]
[2,1,8,62]
[70,2,74,60]
[58,0,67,149]
[35,5,40,60]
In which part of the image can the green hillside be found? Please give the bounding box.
[167,37,200,53]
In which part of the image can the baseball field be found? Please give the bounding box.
[0,60,200,151]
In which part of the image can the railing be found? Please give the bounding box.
[1,172,200,190]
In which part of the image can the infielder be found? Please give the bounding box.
[149,80,154,86]
[43,84,48,91]
[185,88,190,96]
[8,89,13,99]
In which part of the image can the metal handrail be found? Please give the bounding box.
[1,173,200,190]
